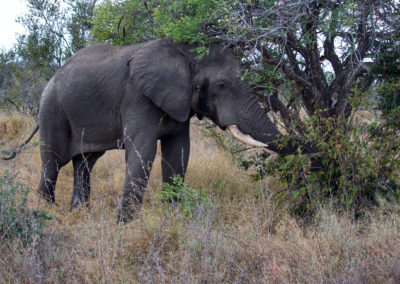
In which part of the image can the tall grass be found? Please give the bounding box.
[0,112,399,283]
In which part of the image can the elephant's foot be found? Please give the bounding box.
[161,188,184,203]
[70,195,89,211]
[37,184,56,204]
[38,172,58,204]
[117,211,133,223]
[161,195,183,204]
[37,189,56,204]
[117,204,141,223]
[117,209,136,223]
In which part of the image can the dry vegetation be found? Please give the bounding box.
[0,112,399,283]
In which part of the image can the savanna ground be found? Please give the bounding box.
[0,112,399,283]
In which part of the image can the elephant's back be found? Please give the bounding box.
[64,44,140,66]
[58,44,137,85]
[42,44,141,145]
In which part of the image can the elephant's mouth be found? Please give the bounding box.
[227,125,268,148]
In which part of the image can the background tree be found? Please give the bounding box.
[0,0,97,112]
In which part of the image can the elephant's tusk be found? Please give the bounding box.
[227,125,268,148]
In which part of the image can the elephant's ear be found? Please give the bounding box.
[128,38,192,122]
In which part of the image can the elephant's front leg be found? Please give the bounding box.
[118,135,157,222]
[160,123,190,201]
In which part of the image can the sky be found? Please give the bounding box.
[0,0,27,50]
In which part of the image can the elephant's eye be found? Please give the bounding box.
[216,82,225,90]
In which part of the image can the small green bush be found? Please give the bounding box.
[159,175,213,218]
[0,171,52,245]
[378,78,400,118]
[266,113,400,216]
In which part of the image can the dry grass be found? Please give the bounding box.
[0,112,399,283]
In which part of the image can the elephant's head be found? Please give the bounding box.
[130,38,315,154]
[188,46,284,150]
[186,43,314,154]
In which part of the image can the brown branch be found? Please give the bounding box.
[286,31,307,58]
[358,73,374,93]
[302,3,329,108]
[323,34,343,76]
[356,1,370,43]
[343,2,372,68]
[117,15,124,39]
[262,48,312,90]
[261,92,308,135]
[285,45,308,82]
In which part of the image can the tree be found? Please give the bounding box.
[0,49,47,113]
[0,0,97,112]
[67,0,98,54]
[16,0,98,70]
[91,0,158,45]
[201,0,399,122]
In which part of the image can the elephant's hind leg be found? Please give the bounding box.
[38,158,61,203]
[70,151,104,210]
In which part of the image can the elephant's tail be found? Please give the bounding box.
[1,124,40,160]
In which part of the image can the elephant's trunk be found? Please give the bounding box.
[229,95,316,155]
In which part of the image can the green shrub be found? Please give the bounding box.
[264,110,400,216]
[378,78,400,118]
[159,175,213,218]
[0,171,52,245]
[235,90,400,217]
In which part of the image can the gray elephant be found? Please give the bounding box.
[3,38,316,222]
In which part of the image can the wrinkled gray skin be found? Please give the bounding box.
[37,38,314,222]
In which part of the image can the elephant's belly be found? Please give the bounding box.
[70,140,122,157]
[69,119,123,154]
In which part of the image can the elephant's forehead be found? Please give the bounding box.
[197,65,237,80]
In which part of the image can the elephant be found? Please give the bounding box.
[3,38,317,222]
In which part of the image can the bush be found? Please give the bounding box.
[0,171,52,245]
[159,175,213,218]
[280,122,399,217]
[234,90,400,217]
[378,78,400,118]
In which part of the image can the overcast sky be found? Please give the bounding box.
[0,0,27,50]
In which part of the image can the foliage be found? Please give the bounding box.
[0,171,52,245]
[378,78,400,118]
[0,0,97,113]
[91,0,216,50]
[67,0,98,53]
[0,49,47,113]
[152,0,215,45]
[247,95,400,216]
[375,46,400,116]
[17,0,97,67]
[211,0,399,120]
[159,175,212,218]
[91,0,158,45]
